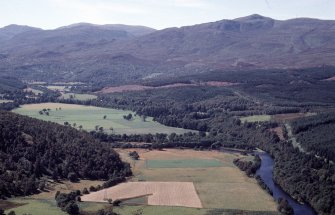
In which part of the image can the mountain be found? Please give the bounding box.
[0,14,335,86]
[58,23,156,36]
[115,14,335,68]
[0,24,41,41]
[0,23,156,56]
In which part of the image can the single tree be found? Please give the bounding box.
[82,188,89,194]
[65,202,79,215]
[68,172,78,182]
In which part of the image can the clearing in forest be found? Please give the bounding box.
[58,92,97,101]
[240,115,271,123]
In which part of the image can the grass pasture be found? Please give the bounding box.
[59,92,97,101]
[4,198,66,215]
[4,180,104,215]
[46,85,70,92]
[113,205,208,215]
[13,103,192,135]
[240,115,271,123]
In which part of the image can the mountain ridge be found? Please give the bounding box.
[0,14,335,86]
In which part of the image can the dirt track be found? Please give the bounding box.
[81,182,202,208]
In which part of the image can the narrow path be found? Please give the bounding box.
[284,123,305,153]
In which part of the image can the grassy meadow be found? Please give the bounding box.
[240,115,271,123]
[59,92,97,101]
[4,198,67,215]
[46,85,70,92]
[13,103,192,135]
[3,179,105,215]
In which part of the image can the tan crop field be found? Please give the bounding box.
[114,149,277,212]
[271,112,316,123]
[324,75,335,81]
[81,182,202,208]
[269,127,285,140]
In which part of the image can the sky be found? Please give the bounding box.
[1,0,334,30]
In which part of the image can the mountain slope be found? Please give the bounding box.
[0,14,335,85]
[0,111,131,197]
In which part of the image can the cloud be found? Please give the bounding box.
[172,0,209,8]
[49,0,145,15]
[48,0,146,24]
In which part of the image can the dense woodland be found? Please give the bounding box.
[144,66,335,106]
[291,112,335,162]
[0,111,131,198]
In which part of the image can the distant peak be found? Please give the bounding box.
[57,23,97,29]
[2,24,39,30]
[235,14,273,21]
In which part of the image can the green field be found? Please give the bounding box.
[5,199,208,215]
[13,103,192,135]
[240,115,271,123]
[114,205,208,215]
[0,99,13,103]
[4,198,66,215]
[59,93,97,101]
[46,85,70,92]
[79,203,208,215]
[146,159,223,168]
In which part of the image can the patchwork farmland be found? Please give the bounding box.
[86,149,278,213]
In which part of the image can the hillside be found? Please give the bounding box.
[0,14,335,85]
[0,77,25,92]
[0,111,131,198]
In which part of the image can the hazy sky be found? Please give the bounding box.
[1,0,334,29]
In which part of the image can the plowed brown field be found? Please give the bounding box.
[81,182,202,208]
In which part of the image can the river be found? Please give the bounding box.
[256,152,316,215]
